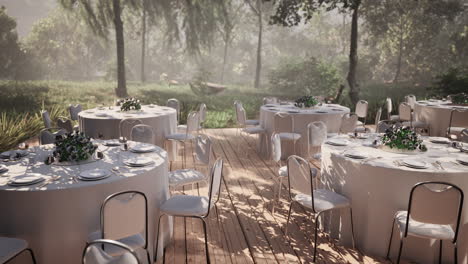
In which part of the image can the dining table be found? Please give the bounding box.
[258,103,350,158]
[0,141,172,263]
[414,100,468,137]
[320,134,468,263]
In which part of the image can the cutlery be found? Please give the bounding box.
[435,161,445,170]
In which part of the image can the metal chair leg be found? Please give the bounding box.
[154,214,165,262]
[439,240,442,264]
[313,212,323,263]
[200,218,210,264]
[396,238,404,264]
[349,207,356,249]
[26,248,37,264]
[386,218,397,260]
[284,202,293,236]
[454,242,458,264]
[214,204,221,226]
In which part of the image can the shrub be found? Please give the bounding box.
[430,68,468,97]
[268,56,342,97]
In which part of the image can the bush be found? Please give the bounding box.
[268,56,342,97]
[430,68,468,97]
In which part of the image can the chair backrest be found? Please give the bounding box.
[263,97,278,105]
[186,111,200,134]
[237,107,248,127]
[234,101,243,124]
[405,94,416,108]
[41,110,52,129]
[271,133,282,163]
[130,124,154,144]
[39,128,66,145]
[166,98,180,121]
[405,182,463,242]
[207,158,224,214]
[119,118,143,139]
[274,112,294,134]
[195,134,212,166]
[101,191,148,248]
[355,100,368,119]
[374,108,382,128]
[69,104,82,121]
[82,239,140,264]
[386,98,393,118]
[307,121,327,147]
[461,129,468,143]
[57,118,73,133]
[376,121,391,133]
[287,155,318,212]
[339,114,358,133]
[398,102,412,122]
[199,103,207,123]
[448,109,468,130]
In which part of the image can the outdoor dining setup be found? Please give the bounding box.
[0,93,467,264]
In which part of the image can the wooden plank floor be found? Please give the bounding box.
[159,128,398,264]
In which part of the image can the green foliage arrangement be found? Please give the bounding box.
[118,98,141,111]
[450,93,468,105]
[381,126,427,151]
[294,96,319,108]
[54,132,97,162]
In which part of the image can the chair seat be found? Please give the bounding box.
[85,245,139,264]
[395,211,455,241]
[278,166,288,177]
[278,132,301,141]
[390,115,400,121]
[447,127,466,139]
[169,169,207,188]
[160,195,211,217]
[165,133,195,141]
[243,126,266,134]
[356,120,364,126]
[177,124,187,130]
[294,189,350,213]
[354,127,370,133]
[0,237,28,263]
[246,120,260,126]
[402,121,428,128]
[88,232,145,257]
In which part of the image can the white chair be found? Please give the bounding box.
[460,129,468,143]
[130,124,154,144]
[339,114,358,134]
[82,239,140,264]
[386,98,400,121]
[88,191,151,264]
[284,155,355,263]
[399,102,429,134]
[307,121,327,160]
[274,112,301,155]
[68,104,82,121]
[355,100,368,128]
[165,111,199,168]
[0,237,36,263]
[234,101,259,129]
[198,103,207,132]
[405,94,416,109]
[166,98,180,123]
[271,133,288,214]
[263,97,278,105]
[155,158,224,263]
[356,107,382,133]
[169,134,212,189]
[41,110,52,129]
[57,118,73,133]
[447,109,468,140]
[119,118,143,140]
[386,181,464,264]
[39,128,66,145]
[237,107,268,154]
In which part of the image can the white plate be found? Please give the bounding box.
[287,110,299,114]
[344,151,367,159]
[8,174,45,186]
[315,111,328,113]
[327,133,338,138]
[78,175,110,181]
[80,169,111,179]
[130,143,156,153]
[104,140,121,146]
[0,150,28,158]
[456,156,468,165]
[123,157,154,167]
[95,113,108,117]
[326,139,349,146]
[0,165,8,173]
[264,104,276,107]
[403,160,428,169]
[147,105,156,108]
[429,137,450,144]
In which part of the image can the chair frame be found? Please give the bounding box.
[274,112,301,155]
[119,118,143,140]
[39,127,67,145]
[82,239,140,264]
[355,100,368,128]
[386,181,464,264]
[447,109,468,139]
[270,133,286,214]
[154,158,224,264]
[4,247,37,264]
[236,106,268,155]
[165,111,199,169]
[166,98,180,123]
[100,191,150,264]
[284,155,355,263]
[130,124,155,144]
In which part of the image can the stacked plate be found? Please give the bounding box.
[402,160,428,169]
[95,113,108,117]
[8,174,45,186]
[429,137,450,144]
[326,139,349,146]
[344,151,367,159]
[264,104,276,107]
[0,165,8,174]
[123,157,154,167]
[130,143,156,153]
[287,110,300,114]
[78,169,111,181]
[0,150,28,159]
[315,110,328,113]
[104,140,121,147]
[456,157,468,166]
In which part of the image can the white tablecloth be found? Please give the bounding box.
[414,100,468,137]
[259,103,350,158]
[0,142,172,264]
[321,134,468,263]
[79,105,177,160]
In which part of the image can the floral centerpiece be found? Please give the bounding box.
[117,97,142,112]
[450,93,468,105]
[380,126,427,153]
[294,96,319,108]
[53,132,97,162]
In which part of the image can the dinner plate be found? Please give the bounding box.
[130,143,156,153]
[402,160,428,169]
[95,113,108,117]
[104,140,121,146]
[8,174,45,186]
[327,133,338,138]
[315,111,328,113]
[326,139,349,146]
[0,165,8,174]
[147,105,156,108]
[344,151,367,159]
[79,169,111,179]
[264,104,276,107]
[331,108,342,111]
[0,150,29,159]
[456,156,468,165]
[123,157,154,167]
[287,110,300,114]
[429,137,450,144]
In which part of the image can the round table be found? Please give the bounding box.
[321,134,468,263]
[0,142,172,264]
[414,100,468,137]
[259,103,350,158]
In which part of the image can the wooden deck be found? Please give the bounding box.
[161,128,394,264]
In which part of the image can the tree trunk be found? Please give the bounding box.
[113,0,127,97]
[140,5,146,83]
[221,37,229,83]
[254,0,262,89]
[393,20,404,83]
[347,2,360,106]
